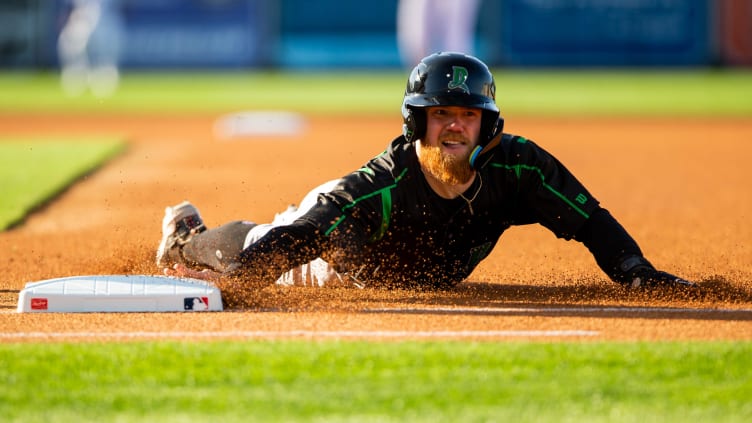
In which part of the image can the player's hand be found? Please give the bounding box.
[164,263,222,284]
[628,267,696,288]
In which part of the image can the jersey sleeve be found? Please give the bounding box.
[229,220,327,285]
[230,140,408,283]
[496,136,600,239]
[228,191,376,284]
[574,206,645,283]
[299,138,409,247]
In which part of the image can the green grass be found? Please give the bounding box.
[0,139,126,230]
[1,69,751,116]
[0,341,749,422]
[1,69,750,422]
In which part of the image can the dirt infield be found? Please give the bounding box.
[1,113,751,342]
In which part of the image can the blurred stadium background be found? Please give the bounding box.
[1,0,750,72]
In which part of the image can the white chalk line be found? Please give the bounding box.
[2,306,747,340]
[4,305,749,315]
[0,330,598,340]
[366,306,752,314]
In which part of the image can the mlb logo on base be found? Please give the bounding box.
[184,297,210,311]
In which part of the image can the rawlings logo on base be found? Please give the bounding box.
[31,298,48,310]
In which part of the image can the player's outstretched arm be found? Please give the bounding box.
[575,208,696,289]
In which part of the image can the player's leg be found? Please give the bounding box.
[397,0,430,67]
[441,0,480,55]
[58,4,96,96]
[181,221,256,272]
[243,179,343,287]
[157,180,343,284]
[156,201,256,272]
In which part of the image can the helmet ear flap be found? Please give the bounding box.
[484,115,504,143]
[470,116,505,170]
[402,107,426,143]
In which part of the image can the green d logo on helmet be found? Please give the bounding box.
[447,66,469,93]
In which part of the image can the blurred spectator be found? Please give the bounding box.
[397,0,481,67]
[57,0,124,97]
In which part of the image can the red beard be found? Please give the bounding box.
[418,141,475,185]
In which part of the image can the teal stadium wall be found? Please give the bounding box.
[0,0,750,69]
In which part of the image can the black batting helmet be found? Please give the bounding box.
[401,52,503,152]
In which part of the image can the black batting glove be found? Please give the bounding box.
[627,267,696,288]
[616,255,696,288]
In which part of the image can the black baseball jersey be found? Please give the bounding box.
[234,134,642,288]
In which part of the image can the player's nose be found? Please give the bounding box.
[446,117,465,132]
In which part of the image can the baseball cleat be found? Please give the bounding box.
[156,201,207,268]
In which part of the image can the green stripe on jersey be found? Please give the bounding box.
[489,163,590,219]
[324,168,408,238]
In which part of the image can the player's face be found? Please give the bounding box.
[423,106,482,156]
[418,106,482,184]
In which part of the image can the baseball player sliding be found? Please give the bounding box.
[157,52,695,291]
